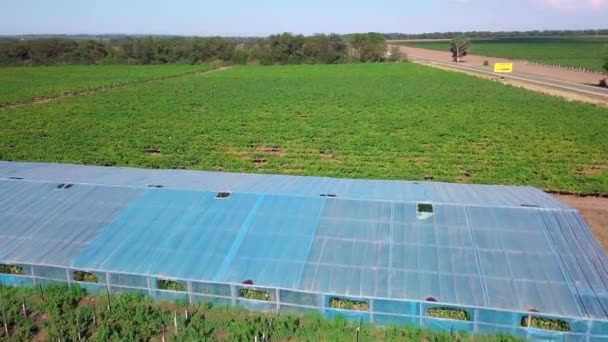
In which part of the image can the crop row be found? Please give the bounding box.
[0,283,522,341]
[1,63,606,194]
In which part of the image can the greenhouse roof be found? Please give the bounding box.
[1,161,608,325]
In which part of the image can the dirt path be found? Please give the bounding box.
[1,66,232,110]
[397,45,605,85]
[555,195,608,252]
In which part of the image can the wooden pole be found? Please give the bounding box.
[76,313,82,342]
[105,287,111,312]
[174,311,178,336]
[39,283,44,302]
[2,307,8,335]
[92,302,97,326]
[21,295,27,318]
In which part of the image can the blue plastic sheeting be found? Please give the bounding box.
[1,161,608,338]
[0,179,142,265]
[0,161,568,209]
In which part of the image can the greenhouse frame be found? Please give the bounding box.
[1,161,607,341]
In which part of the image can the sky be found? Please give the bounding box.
[1,0,607,36]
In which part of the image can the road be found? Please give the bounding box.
[395,45,608,101]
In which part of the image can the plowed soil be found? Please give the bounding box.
[555,195,608,252]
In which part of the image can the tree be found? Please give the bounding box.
[600,54,608,88]
[450,35,471,63]
[302,34,347,64]
[387,46,406,62]
[350,33,387,62]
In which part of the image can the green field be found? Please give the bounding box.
[1,63,607,194]
[0,64,212,106]
[399,36,608,71]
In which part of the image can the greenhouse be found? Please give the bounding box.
[1,161,607,340]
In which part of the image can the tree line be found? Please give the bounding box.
[384,29,608,40]
[0,33,405,66]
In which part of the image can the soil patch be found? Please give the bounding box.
[254,145,285,156]
[319,150,337,161]
[146,148,162,157]
[554,195,608,252]
[253,158,268,167]
[459,170,472,182]
[576,164,608,176]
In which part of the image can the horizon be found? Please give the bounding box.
[1,0,607,37]
[2,28,608,40]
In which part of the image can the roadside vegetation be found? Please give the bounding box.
[0,283,523,341]
[1,63,606,195]
[399,36,608,71]
[450,35,471,63]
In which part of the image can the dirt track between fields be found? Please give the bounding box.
[0,66,231,110]
[397,45,605,85]
[554,195,608,252]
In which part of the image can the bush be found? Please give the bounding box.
[427,307,470,321]
[157,279,186,292]
[0,264,24,275]
[350,33,387,62]
[521,315,570,332]
[239,288,271,301]
[328,297,369,311]
[387,46,407,62]
[72,271,99,283]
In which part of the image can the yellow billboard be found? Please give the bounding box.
[494,63,513,73]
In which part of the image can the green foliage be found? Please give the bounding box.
[35,283,94,341]
[2,63,606,194]
[239,288,272,301]
[94,292,166,341]
[232,46,250,65]
[428,307,471,321]
[157,279,186,292]
[303,34,349,64]
[0,64,213,106]
[521,315,570,332]
[0,284,525,341]
[0,264,24,275]
[400,36,608,71]
[350,33,387,62]
[0,34,367,67]
[329,297,370,311]
[0,285,36,341]
[72,271,99,283]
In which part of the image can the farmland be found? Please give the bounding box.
[0,64,213,106]
[1,63,607,195]
[398,36,608,71]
